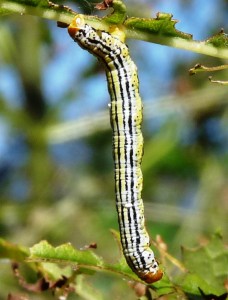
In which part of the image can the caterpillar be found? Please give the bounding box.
[68,15,163,284]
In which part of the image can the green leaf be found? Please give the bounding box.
[39,262,73,281]
[179,233,228,296]
[28,240,139,281]
[206,30,228,48]
[29,240,102,267]
[1,0,228,58]
[124,14,228,58]
[125,13,192,40]
[28,239,169,287]
[176,273,219,297]
[0,238,29,261]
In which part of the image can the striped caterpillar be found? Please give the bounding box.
[68,16,163,283]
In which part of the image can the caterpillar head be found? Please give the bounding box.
[68,15,85,38]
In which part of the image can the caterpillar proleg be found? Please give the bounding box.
[68,16,163,283]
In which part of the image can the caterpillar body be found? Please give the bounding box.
[68,16,163,283]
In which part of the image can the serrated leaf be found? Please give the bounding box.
[1,0,228,58]
[0,238,29,261]
[29,240,103,267]
[206,30,228,48]
[28,238,169,287]
[123,12,227,58]
[180,234,228,296]
[125,13,192,40]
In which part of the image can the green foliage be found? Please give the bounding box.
[30,240,102,267]
[0,233,227,299]
[181,233,228,295]
[0,0,228,299]
[0,0,227,57]
[125,13,192,39]
[206,31,228,48]
[0,238,29,261]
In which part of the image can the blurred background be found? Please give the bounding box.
[0,0,227,298]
